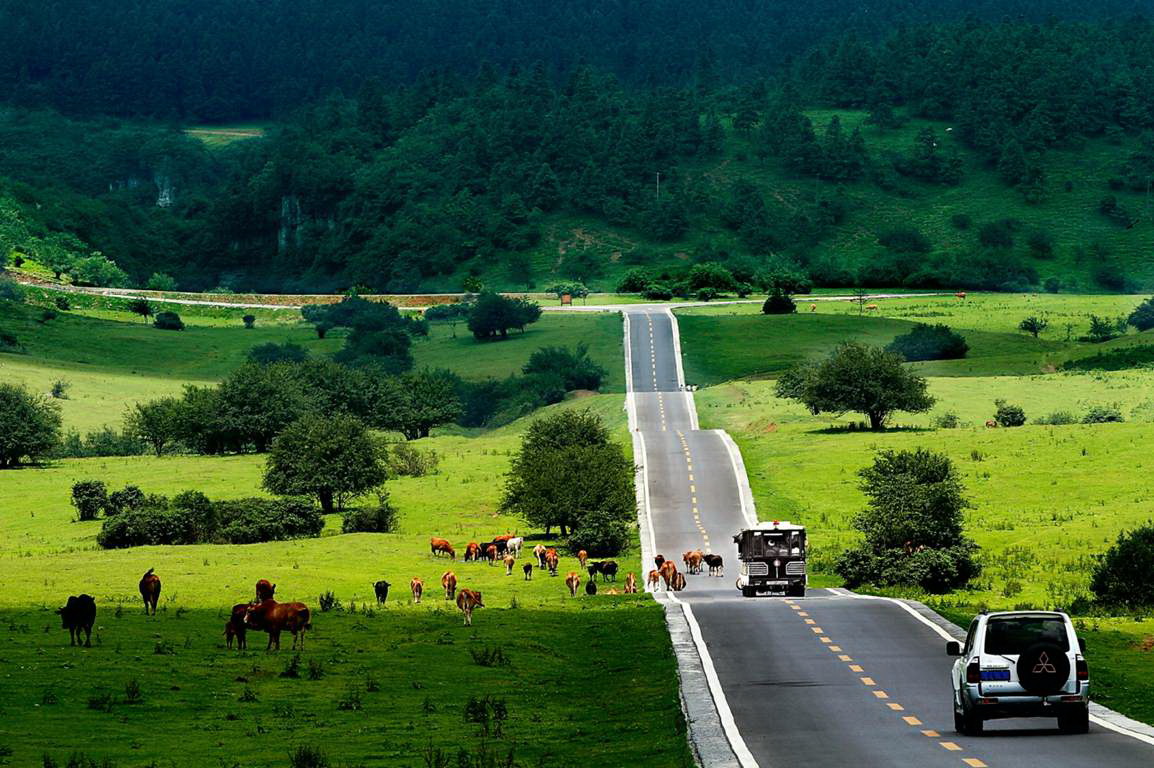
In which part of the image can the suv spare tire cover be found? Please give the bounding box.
[1016,642,1070,695]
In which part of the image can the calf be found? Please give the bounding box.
[533,544,547,568]
[57,594,96,647]
[410,577,424,604]
[225,602,250,650]
[373,580,391,604]
[244,599,311,651]
[456,589,483,626]
[545,549,559,576]
[585,579,597,596]
[685,551,703,575]
[430,537,456,559]
[577,550,588,568]
[464,542,481,562]
[441,571,457,600]
[671,571,687,592]
[503,554,516,575]
[255,579,276,602]
[138,568,161,615]
[703,554,724,577]
[565,571,581,597]
[647,570,660,591]
[624,573,637,593]
[523,562,533,580]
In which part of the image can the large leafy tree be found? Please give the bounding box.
[1091,525,1154,609]
[468,292,542,340]
[1127,297,1154,332]
[373,369,463,440]
[124,397,182,457]
[0,383,62,467]
[775,342,934,429]
[263,414,385,514]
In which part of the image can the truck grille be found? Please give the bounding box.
[746,562,769,577]
[785,561,805,576]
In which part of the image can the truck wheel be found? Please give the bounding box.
[963,708,984,736]
[740,587,755,598]
[1058,707,1089,734]
[789,585,806,598]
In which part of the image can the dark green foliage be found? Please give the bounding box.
[950,213,972,230]
[616,268,651,293]
[993,399,1027,427]
[886,323,968,361]
[340,492,398,534]
[303,296,419,371]
[242,314,256,329]
[423,302,473,323]
[1085,314,1127,343]
[70,480,108,521]
[0,328,21,351]
[835,448,980,593]
[567,508,631,557]
[1061,346,1154,371]
[522,344,607,392]
[106,485,146,516]
[761,290,796,315]
[892,128,962,185]
[124,397,181,456]
[0,382,62,467]
[146,272,177,291]
[687,263,736,293]
[214,498,324,545]
[641,283,673,301]
[384,443,441,478]
[374,369,463,439]
[1027,228,1055,259]
[263,414,386,514]
[52,427,145,459]
[1044,277,1062,293]
[127,299,152,323]
[546,282,589,300]
[152,311,184,330]
[878,227,931,254]
[1127,297,1154,331]
[978,219,1017,249]
[247,342,310,366]
[1099,195,1135,228]
[0,276,24,301]
[1091,524,1154,609]
[1083,405,1124,424]
[1018,316,1048,338]
[467,292,541,340]
[775,343,934,429]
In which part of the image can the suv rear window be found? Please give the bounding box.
[984,617,1069,655]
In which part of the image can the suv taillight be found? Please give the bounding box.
[966,658,981,684]
[1076,656,1088,681]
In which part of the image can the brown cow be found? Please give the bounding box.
[523,562,533,580]
[441,571,457,600]
[624,573,637,593]
[485,544,498,565]
[685,550,704,575]
[430,537,456,559]
[671,571,687,592]
[545,548,559,576]
[647,570,660,591]
[456,589,484,626]
[492,534,513,543]
[503,554,516,575]
[533,544,547,568]
[654,554,666,570]
[985,419,999,429]
[244,600,310,650]
[255,579,276,602]
[225,602,250,650]
[809,303,817,313]
[138,568,161,615]
[410,577,424,604]
[659,560,678,590]
[464,542,481,562]
[577,550,588,568]
[565,571,581,597]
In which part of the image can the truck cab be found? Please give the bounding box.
[733,521,806,597]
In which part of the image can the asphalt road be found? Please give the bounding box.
[624,308,1154,768]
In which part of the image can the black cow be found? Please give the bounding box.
[57,595,96,647]
[585,579,598,596]
[600,561,619,582]
[373,580,391,604]
[703,554,724,576]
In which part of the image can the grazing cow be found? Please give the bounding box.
[955,291,967,299]
[225,602,250,650]
[600,560,619,582]
[57,595,96,647]
[244,599,311,651]
[492,534,513,544]
[671,571,687,592]
[138,568,161,615]
[577,550,588,568]
[659,561,678,590]
[456,589,484,626]
[685,551,703,575]
[255,579,276,602]
[533,544,547,568]
[464,542,481,562]
[703,554,724,577]
[373,580,391,604]
[585,579,597,596]
[503,554,516,575]
[654,554,666,570]
[624,573,637,593]
[482,539,508,557]
[865,303,879,312]
[484,544,498,565]
[809,303,817,313]
[430,537,456,560]
[410,577,424,604]
[441,571,457,600]
[985,419,998,429]
[523,562,533,580]
[647,570,661,591]
[565,571,581,597]
[586,561,602,581]
[545,549,559,576]
[505,537,523,557]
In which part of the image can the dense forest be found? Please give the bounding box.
[4,3,1154,292]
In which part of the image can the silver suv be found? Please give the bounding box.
[947,611,1089,735]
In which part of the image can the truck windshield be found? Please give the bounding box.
[743,531,803,557]
[984,617,1069,655]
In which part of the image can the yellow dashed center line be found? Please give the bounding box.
[872,690,889,699]
[860,677,875,686]
[902,716,922,726]
[963,760,988,768]
[921,730,939,738]
[939,742,962,752]
[886,702,905,711]
[848,664,863,672]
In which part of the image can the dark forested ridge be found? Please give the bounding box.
[4,8,1154,293]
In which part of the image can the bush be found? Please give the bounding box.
[247,342,310,365]
[878,226,932,254]
[761,289,796,315]
[97,494,323,548]
[522,343,607,391]
[0,382,62,466]
[1043,277,1062,294]
[106,485,146,516]
[0,275,24,301]
[1084,314,1126,343]
[641,282,673,300]
[687,262,736,293]
[1027,228,1055,258]
[54,296,71,311]
[384,443,440,477]
[0,329,21,351]
[1061,346,1154,371]
[1082,404,1124,424]
[242,314,256,329]
[146,272,178,291]
[340,493,398,533]
[1127,297,1154,331]
[1035,411,1078,426]
[153,311,184,330]
[216,498,325,544]
[1090,524,1154,609]
[993,399,1026,427]
[289,745,330,768]
[52,427,146,458]
[567,508,631,557]
[978,219,1017,249]
[40,308,58,323]
[950,213,972,230]
[71,480,109,521]
[886,323,968,361]
[616,268,651,293]
[50,379,70,399]
[932,411,961,429]
[696,287,718,302]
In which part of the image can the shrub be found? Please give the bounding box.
[1085,314,1126,343]
[0,329,21,351]
[1035,411,1078,426]
[567,508,631,557]
[146,272,178,291]
[1043,277,1061,294]
[687,262,736,293]
[385,443,440,477]
[289,745,330,768]
[1127,297,1154,331]
[247,342,310,365]
[886,323,968,361]
[54,296,70,311]
[96,494,323,548]
[153,311,184,330]
[1083,404,1124,424]
[340,493,398,533]
[522,343,607,391]
[1018,316,1048,338]
[1061,346,1154,371]
[641,282,673,300]
[761,289,796,315]
[950,213,972,230]
[216,498,325,544]
[106,485,146,516]
[50,379,70,399]
[978,219,1017,249]
[242,314,256,329]
[0,275,24,301]
[993,399,1027,427]
[878,226,932,254]
[40,308,58,323]
[1027,228,1055,258]
[932,411,961,429]
[615,268,650,293]
[696,287,718,302]
[0,382,62,466]
[1091,524,1154,608]
[318,591,340,612]
[71,481,108,521]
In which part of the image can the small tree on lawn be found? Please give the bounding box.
[128,299,154,324]
[373,369,463,440]
[762,289,797,315]
[1018,316,1048,338]
[993,399,1027,427]
[263,414,385,515]
[0,382,62,467]
[124,397,182,457]
[243,314,256,329]
[71,480,109,521]
[1090,524,1154,609]
[1127,297,1154,332]
[775,342,934,430]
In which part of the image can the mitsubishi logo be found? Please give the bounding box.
[1033,652,1057,675]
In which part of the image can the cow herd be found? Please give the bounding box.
[645,550,725,594]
